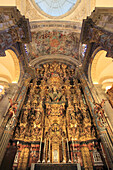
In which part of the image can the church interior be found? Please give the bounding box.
[0,0,113,169]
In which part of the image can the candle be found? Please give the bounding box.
[72,137,74,151]
[40,137,42,153]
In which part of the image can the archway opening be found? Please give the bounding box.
[91,50,113,91]
[0,49,20,98]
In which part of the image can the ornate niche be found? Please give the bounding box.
[12,62,104,169]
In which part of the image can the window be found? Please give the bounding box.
[35,0,77,16]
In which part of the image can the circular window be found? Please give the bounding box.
[35,0,77,17]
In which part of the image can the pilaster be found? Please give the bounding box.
[0,74,31,166]
[78,68,113,169]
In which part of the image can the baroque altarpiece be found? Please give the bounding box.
[10,62,105,169]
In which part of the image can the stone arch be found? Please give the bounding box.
[0,49,20,96]
[89,48,113,91]
[29,54,81,68]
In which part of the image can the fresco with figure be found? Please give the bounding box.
[6,62,106,170]
[27,31,80,59]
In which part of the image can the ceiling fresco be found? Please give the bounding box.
[28,30,80,60]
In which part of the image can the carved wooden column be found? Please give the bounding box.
[78,69,112,169]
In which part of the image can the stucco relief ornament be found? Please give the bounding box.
[94,99,107,127]
[6,99,18,130]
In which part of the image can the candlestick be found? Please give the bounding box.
[42,138,46,163]
[62,138,66,163]
[38,137,42,163]
[67,138,71,163]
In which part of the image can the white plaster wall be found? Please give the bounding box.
[0,0,16,6]
[96,0,113,7]
[0,0,113,8]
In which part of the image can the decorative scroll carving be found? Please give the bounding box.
[93,99,106,127]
